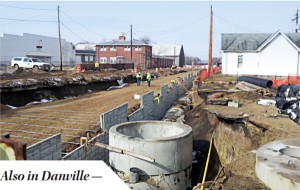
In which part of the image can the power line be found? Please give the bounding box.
[61,11,113,40]
[0,4,55,10]
[124,28,131,36]
[1,11,57,25]
[135,20,203,37]
[214,13,260,33]
[135,13,209,35]
[0,17,56,23]
[61,22,88,42]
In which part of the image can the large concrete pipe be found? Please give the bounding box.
[256,138,300,190]
[109,120,193,190]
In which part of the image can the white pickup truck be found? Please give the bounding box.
[11,57,51,71]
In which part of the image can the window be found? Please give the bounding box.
[81,55,85,63]
[89,56,95,62]
[124,45,130,51]
[116,56,124,63]
[135,46,141,51]
[24,58,31,62]
[100,46,106,51]
[100,57,107,63]
[110,46,116,51]
[110,57,116,64]
[146,47,151,53]
[14,58,22,61]
[237,54,243,68]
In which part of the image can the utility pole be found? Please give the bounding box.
[207,5,213,77]
[174,46,176,66]
[130,24,133,63]
[292,9,299,33]
[57,5,63,71]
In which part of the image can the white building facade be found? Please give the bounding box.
[0,33,76,66]
[221,31,300,76]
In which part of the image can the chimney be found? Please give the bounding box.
[118,33,126,41]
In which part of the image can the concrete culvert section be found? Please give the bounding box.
[256,138,300,190]
[109,120,193,190]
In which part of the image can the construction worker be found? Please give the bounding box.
[171,63,177,70]
[146,73,151,87]
[136,72,142,86]
[95,61,100,71]
[170,79,176,84]
[154,93,160,105]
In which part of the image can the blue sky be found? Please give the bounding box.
[0,1,299,60]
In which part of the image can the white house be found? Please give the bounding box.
[151,44,185,67]
[221,31,300,76]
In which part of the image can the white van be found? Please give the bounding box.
[11,57,51,71]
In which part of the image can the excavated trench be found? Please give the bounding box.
[184,95,267,189]
[184,102,221,188]
[1,76,137,107]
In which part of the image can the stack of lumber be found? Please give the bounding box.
[234,81,272,96]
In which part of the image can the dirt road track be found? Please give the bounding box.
[0,70,195,150]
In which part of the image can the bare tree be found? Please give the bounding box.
[139,36,152,44]
[185,56,201,65]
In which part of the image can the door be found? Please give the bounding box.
[23,58,32,68]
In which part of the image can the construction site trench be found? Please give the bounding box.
[1,75,137,107]
[1,69,300,190]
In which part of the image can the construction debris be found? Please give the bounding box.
[228,100,239,108]
[275,84,300,125]
[106,79,128,90]
[205,109,249,121]
[257,99,276,106]
[207,93,231,105]
[233,81,273,96]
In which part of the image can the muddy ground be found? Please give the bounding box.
[184,75,300,189]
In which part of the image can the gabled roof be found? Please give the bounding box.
[257,31,300,51]
[222,31,300,52]
[151,44,183,56]
[97,39,150,46]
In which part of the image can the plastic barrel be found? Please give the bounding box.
[129,167,140,184]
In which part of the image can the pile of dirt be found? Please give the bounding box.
[0,104,13,112]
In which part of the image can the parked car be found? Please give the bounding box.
[11,57,51,71]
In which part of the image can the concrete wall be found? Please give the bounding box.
[62,133,109,164]
[100,73,193,130]
[38,73,193,161]
[26,134,61,160]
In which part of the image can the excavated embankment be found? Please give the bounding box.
[0,75,137,107]
[184,100,270,189]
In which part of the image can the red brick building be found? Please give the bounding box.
[96,34,152,69]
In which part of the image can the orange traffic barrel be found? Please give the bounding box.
[76,65,81,73]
